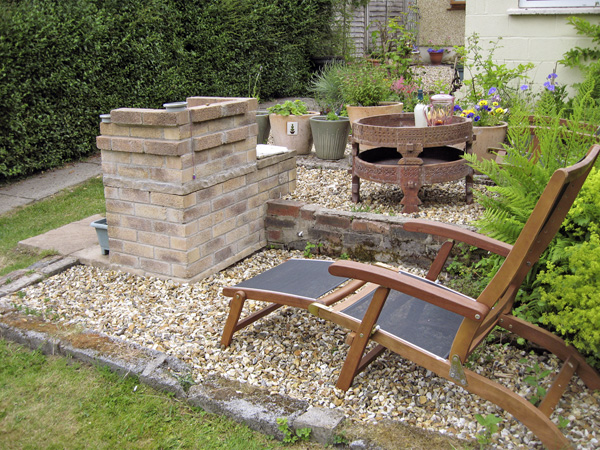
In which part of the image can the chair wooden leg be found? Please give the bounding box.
[220,291,247,347]
[499,314,600,391]
[539,355,578,417]
[336,286,390,391]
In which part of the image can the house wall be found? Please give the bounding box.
[465,0,600,94]
[417,0,465,48]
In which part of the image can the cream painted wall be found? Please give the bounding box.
[465,0,600,95]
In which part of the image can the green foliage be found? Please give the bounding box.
[520,359,552,405]
[310,61,347,115]
[0,0,335,181]
[267,100,309,116]
[339,63,392,107]
[474,414,502,449]
[303,241,323,259]
[561,16,600,70]
[276,417,311,444]
[461,33,534,107]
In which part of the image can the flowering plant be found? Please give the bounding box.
[454,87,508,127]
[427,38,449,53]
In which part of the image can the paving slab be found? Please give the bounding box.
[18,214,104,256]
[0,155,102,216]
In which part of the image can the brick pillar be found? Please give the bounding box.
[97,97,296,282]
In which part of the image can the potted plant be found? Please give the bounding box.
[455,87,508,162]
[310,111,351,160]
[309,62,351,160]
[427,39,449,65]
[339,62,403,125]
[267,100,319,155]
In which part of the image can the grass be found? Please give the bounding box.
[0,176,106,276]
[0,339,319,450]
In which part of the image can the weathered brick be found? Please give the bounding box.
[163,124,192,140]
[144,139,191,156]
[203,236,226,255]
[267,200,305,218]
[103,186,119,200]
[172,256,212,279]
[100,122,130,137]
[212,217,237,238]
[112,137,144,153]
[121,216,153,232]
[267,229,282,241]
[123,241,154,258]
[223,125,250,144]
[138,231,170,248]
[193,133,223,152]
[111,108,152,125]
[316,213,352,230]
[118,165,150,180]
[135,204,167,220]
[190,104,222,123]
[149,168,184,184]
[182,202,211,222]
[120,188,150,203]
[96,136,112,150]
[166,153,193,170]
[154,221,198,237]
[129,126,163,139]
[131,153,164,168]
[105,199,135,215]
[101,162,117,175]
[211,192,238,211]
[154,248,188,264]
[110,252,139,267]
[142,110,189,127]
[151,192,196,209]
[351,219,390,235]
[140,258,171,276]
[222,98,253,116]
[215,245,234,263]
[102,150,131,164]
[226,224,249,244]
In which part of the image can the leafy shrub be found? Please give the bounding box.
[0,0,335,181]
[339,63,392,107]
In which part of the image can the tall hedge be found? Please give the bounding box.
[0,0,335,181]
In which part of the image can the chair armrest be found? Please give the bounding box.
[329,261,489,322]
[403,219,512,257]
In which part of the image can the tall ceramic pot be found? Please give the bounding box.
[256,110,270,145]
[310,116,351,160]
[471,122,508,162]
[269,112,319,155]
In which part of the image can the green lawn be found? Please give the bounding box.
[0,176,106,276]
[0,339,321,449]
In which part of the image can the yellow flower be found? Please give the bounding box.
[478,100,488,107]
[495,107,504,114]
[492,101,499,107]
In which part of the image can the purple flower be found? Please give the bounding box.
[467,112,475,118]
[544,81,556,92]
[520,84,529,91]
[474,115,481,122]
[547,73,558,79]
[488,87,497,95]
[454,105,463,112]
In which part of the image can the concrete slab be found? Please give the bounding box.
[72,245,110,269]
[0,193,33,216]
[18,214,104,256]
[0,155,102,216]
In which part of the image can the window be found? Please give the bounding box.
[519,0,600,6]
[449,0,466,10]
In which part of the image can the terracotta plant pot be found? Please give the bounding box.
[428,50,444,65]
[310,116,351,160]
[471,122,508,162]
[269,112,319,155]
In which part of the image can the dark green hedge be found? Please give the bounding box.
[0,0,335,181]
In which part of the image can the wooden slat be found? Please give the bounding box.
[538,355,578,417]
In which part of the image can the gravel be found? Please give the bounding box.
[4,66,600,449]
[6,162,599,449]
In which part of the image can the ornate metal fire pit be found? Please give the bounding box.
[351,113,474,213]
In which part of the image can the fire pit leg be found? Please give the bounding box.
[351,174,361,203]
[465,171,474,204]
[399,165,422,214]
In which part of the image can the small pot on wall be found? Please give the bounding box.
[428,50,444,65]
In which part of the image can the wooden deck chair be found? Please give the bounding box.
[220,144,600,450]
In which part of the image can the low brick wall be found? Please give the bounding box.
[97,97,296,282]
[265,199,461,269]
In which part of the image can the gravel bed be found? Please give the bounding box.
[6,160,600,450]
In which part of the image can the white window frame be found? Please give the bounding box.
[519,0,600,7]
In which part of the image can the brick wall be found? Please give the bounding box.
[266,199,460,269]
[97,97,296,282]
